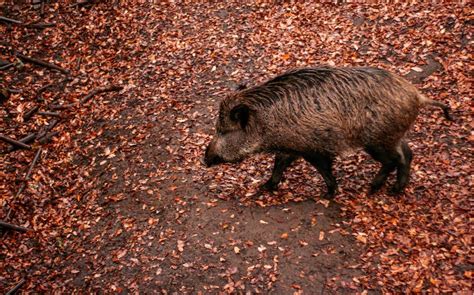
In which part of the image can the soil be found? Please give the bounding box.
[2,2,471,294]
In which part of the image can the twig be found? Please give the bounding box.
[49,103,75,110]
[49,84,122,109]
[0,221,29,233]
[37,119,58,139]
[8,148,43,220]
[23,105,40,121]
[38,111,60,117]
[0,16,54,29]
[0,63,14,70]
[36,80,63,101]
[81,85,123,103]
[25,148,42,182]
[17,54,69,75]
[76,57,82,71]
[0,16,22,24]
[7,88,21,94]
[0,134,31,149]
[6,278,26,295]
[69,0,93,8]
[38,131,59,144]
[7,133,37,152]
[26,22,55,29]
[37,82,54,94]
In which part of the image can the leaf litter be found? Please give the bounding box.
[0,2,471,293]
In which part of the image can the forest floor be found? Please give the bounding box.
[1,2,472,294]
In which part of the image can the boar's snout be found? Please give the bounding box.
[204,143,224,167]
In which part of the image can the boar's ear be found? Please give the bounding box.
[230,104,250,129]
[235,83,247,91]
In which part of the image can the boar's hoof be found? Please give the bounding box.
[388,184,405,195]
[368,183,384,195]
[259,180,279,192]
[323,191,336,199]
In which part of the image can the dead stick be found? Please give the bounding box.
[38,111,60,117]
[49,103,75,110]
[26,22,55,29]
[23,105,39,121]
[6,278,26,295]
[0,221,29,232]
[25,148,42,181]
[8,148,43,220]
[7,133,37,152]
[81,85,123,104]
[36,82,54,101]
[7,88,21,94]
[69,0,92,8]
[37,82,54,94]
[38,131,59,144]
[37,119,58,138]
[0,134,31,149]
[0,63,14,70]
[0,16,22,24]
[17,54,69,74]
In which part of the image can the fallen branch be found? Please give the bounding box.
[23,105,40,121]
[0,16,22,24]
[0,134,32,149]
[81,85,123,104]
[17,54,69,75]
[7,133,37,152]
[0,221,29,232]
[6,278,26,295]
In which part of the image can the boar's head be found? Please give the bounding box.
[204,94,262,167]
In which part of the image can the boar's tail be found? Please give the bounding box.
[419,94,454,121]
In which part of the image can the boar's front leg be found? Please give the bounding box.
[302,153,337,198]
[260,153,298,191]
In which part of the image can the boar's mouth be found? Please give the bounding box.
[204,145,225,167]
[204,146,246,167]
[204,153,225,167]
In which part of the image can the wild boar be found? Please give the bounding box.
[204,66,452,197]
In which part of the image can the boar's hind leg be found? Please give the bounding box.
[260,153,298,191]
[303,153,337,198]
[365,145,398,194]
[391,141,413,195]
[365,141,412,194]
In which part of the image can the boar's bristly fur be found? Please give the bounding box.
[204,66,452,197]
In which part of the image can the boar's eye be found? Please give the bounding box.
[230,104,250,129]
